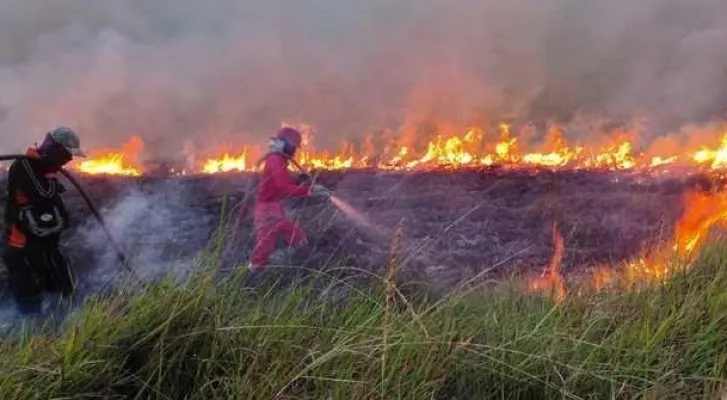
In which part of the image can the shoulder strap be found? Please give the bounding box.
[19,158,57,199]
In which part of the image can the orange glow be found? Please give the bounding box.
[73,136,143,176]
[202,150,250,174]
[528,185,727,300]
[528,223,566,302]
[673,190,727,255]
[67,124,727,176]
[588,188,727,293]
[35,121,727,300]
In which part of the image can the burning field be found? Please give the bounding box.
[1,0,727,304]
[5,2,727,396]
[6,123,727,301]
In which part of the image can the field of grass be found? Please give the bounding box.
[0,235,727,399]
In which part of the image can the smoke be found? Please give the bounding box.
[70,183,216,288]
[0,0,726,156]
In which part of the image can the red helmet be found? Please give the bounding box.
[276,127,302,148]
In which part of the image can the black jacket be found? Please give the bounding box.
[4,155,70,243]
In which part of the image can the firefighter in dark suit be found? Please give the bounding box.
[2,127,86,314]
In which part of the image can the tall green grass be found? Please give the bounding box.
[1,239,727,399]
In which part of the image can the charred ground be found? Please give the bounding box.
[0,167,718,293]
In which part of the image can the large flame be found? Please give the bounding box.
[72,136,144,176]
[67,124,727,177]
[11,120,727,299]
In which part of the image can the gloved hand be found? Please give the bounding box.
[309,184,331,199]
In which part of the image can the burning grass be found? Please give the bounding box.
[61,122,727,177]
[1,238,727,398]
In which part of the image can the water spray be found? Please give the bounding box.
[328,195,385,234]
[281,156,384,234]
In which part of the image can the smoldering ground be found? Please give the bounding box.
[0,0,726,157]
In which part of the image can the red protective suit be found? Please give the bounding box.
[249,153,311,268]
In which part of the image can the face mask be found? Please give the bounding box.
[268,139,286,154]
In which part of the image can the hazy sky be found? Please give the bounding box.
[0,0,725,157]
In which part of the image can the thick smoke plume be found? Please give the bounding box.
[0,0,726,157]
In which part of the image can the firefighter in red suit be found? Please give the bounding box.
[248,127,330,270]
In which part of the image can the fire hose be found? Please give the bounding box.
[0,155,143,284]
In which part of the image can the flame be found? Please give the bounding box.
[41,121,727,300]
[528,223,566,302]
[649,156,678,168]
[75,154,142,176]
[673,189,727,254]
[73,136,143,176]
[693,135,727,168]
[202,150,250,174]
[527,185,727,299]
[66,124,727,176]
[587,188,727,292]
